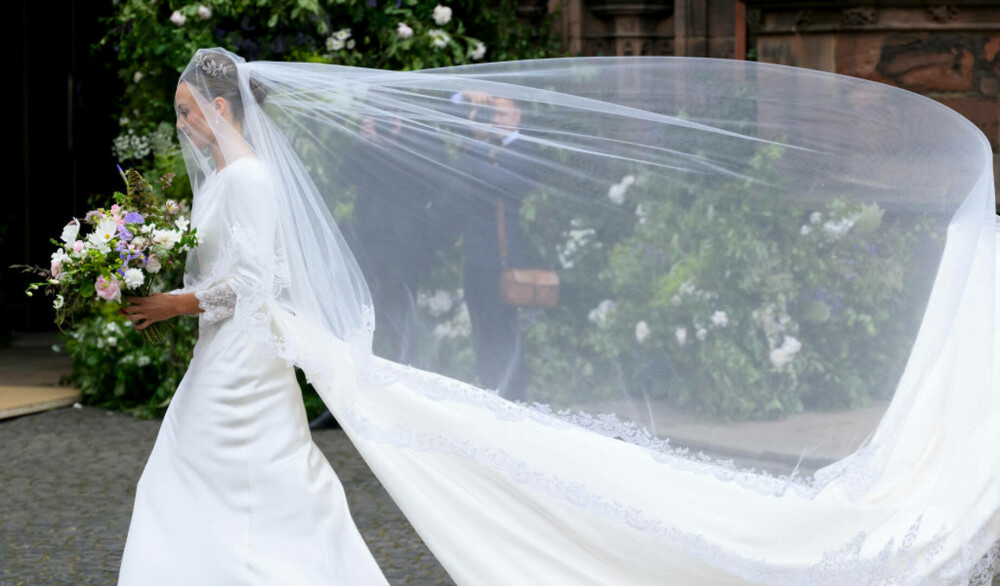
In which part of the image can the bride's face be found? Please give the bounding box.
[175,82,216,149]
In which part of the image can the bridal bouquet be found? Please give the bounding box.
[11,166,200,344]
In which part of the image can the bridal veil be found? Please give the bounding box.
[169,46,999,584]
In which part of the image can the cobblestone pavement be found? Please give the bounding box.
[0,405,455,586]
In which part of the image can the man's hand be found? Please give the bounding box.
[120,292,190,331]
[460,90,493,106]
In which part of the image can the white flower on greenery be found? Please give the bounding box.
[347,39,356,50]
[105,336,118,347]
[428,29,451,49]
[397,22,414,39]
[137,355,151,367]
[696,327,708,341]
[334,28,352,41]
[810,212,822,224]
[53,295,64,310]
[470,42,486,60]
[556,222,596,270]
[607,174,635,205]
[432,301,471,339]
[587,299,615,327]
[675,327,687,346]
[769,335,802,369]
[197,4,211,19]
[140,223,154,234]
[59,218,80,244]
[422,289,453,317]
[123,268,145,290]
[174,217,190,232]
[106,321,121,334]
[635,203,646,225]
[635,320,650,344]
[169,10,186,26]
[801,225,811,236]
[432,5,452,25]
[133,71,144,84]
[823,216,856,238]
[146,254,162,274]
[165,200,180,214]
[711,310,728,328]
[328,37,345,51]
[131,236,148,249]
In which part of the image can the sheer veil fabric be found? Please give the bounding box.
[167,47,999,584]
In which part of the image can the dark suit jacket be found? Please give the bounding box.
[460,133,541,274]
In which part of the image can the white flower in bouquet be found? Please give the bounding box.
[71,240,86,256]
[131,235,148,249]
[152,228,182,249]
[106,321,122,335]
[145,254,162,274]
[51,248,71,265]
[696,327,708,341]
[428,29,451,49]
[810,212,822,224]
[711,310,728,327]
[53,295,64,310]
[169,10,186,26]
[675,327,687,346]
[635,320,650,344]
[123,267,145,290]
[397,23,414,39]
[133,71,144,84]
[347,39,356,50]
[174,217,190,232]
[105,336,118,347]
[470,42,486,60]
[60,219,80,244]
[88,219,118,253]
[197,4,211,19]
[165,200,180,214]
[432,5,452,25]
[327,37,344,51]
[800,224,811,236]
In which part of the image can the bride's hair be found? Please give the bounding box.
[180,49,268,127]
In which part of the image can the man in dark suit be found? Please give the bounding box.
[450,90,539,402]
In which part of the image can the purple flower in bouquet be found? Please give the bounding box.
[117,223,134,242]
[96,274,122,302]
[124,211,144,224]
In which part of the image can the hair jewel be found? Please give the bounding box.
[196,52,228,79]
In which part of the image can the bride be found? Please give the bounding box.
[118,47,1000,585]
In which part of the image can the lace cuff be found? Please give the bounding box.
[168,281,238,324]
[193,281,238,324]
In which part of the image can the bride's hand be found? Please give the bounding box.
[120,293,179,331]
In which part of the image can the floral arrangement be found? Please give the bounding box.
[11,166,200,345]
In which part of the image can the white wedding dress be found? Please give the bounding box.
[117,157,390,585]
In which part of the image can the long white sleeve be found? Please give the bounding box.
[169,159,279,325]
